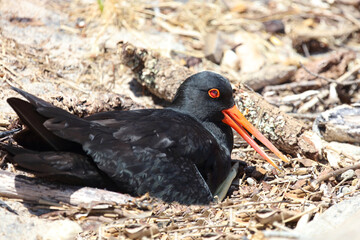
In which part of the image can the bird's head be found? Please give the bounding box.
[171,71,289,169]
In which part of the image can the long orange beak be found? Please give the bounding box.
[222,105,289,170]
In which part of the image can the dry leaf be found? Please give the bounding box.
[124,224,159,239]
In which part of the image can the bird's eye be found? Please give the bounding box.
[208,88,220,98]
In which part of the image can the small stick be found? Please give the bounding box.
[312,163,360,187]
[263,80,324,92]
[299,62,336,83]
[299,61,360,85]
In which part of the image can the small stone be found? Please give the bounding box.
[76,18,86,28]
[320,183,331,197]
[324,149,340,168]
[339,186,351,195]
[204,32,224,64]
[263,20,285,34]
[246,177,256,186]
[221,49,239,70]
[340,169,355,180]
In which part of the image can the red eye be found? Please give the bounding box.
[208,88,220,98]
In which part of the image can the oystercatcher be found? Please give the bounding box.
[2,71,288,204]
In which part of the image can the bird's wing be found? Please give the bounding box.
[86,110,232,194]
[44,110,216,204]
[85,110,218,165]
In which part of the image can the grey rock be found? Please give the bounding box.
[0,201,82,240]
[296,195,360,240]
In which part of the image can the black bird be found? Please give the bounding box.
[2,71,288,205]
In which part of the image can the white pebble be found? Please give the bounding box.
[341,169,355,180]
[246,177,256,186]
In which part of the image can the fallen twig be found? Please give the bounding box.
[312,163,360,188]
[299,62,336,83]
[0,169,134,206]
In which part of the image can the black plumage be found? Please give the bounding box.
[2,71,288,205]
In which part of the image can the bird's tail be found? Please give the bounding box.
[7,87,83,152]
[0,142,108,187]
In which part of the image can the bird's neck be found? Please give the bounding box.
[169,105,234,154]
[202,121,233,155]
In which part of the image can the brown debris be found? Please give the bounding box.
[119,42,193,102]
[294,50,356,82]
[256,209,301,224]
[313,162,360,188]
[49,92,144,117]
[9,16,44,27]
[124,224,159,239]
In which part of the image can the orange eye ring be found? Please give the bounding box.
[208,88,220,98]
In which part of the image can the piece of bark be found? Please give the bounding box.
[49,92,142,117]
[50,92,144,117]
[256,209,300,224]
[233,86,321,158]
[119,42,193,102]
[325,142,360,161]
[0,170,134,205]
[313,105,360,143]
[118,43,322,159]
